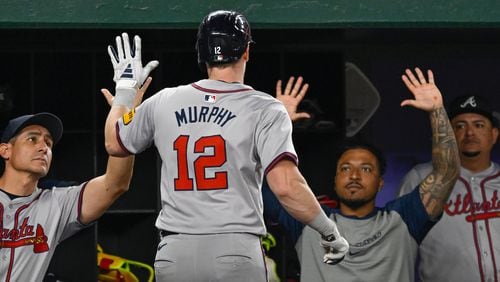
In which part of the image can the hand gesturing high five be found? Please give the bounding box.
[401,67,443,112]
[276,76,311,121]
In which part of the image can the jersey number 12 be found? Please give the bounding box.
[174,135,228,190]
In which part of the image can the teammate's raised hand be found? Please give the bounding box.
[401,68,443,112]
[276,76,311,122]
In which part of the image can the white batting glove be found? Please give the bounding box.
[107,32,159,108]
[320,234,349,265]
[308,212,349,265]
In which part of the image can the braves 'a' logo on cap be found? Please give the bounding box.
[460,96,478,108]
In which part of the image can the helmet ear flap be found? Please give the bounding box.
[230,33,248,57]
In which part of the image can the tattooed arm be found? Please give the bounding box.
[401,67,460,220]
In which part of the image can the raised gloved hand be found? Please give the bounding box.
[107,32,159,108]
[321,234,349,265]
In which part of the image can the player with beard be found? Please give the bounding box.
[263,67,460,282]
[398,94,499,282]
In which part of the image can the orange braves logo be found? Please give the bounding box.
[445,190,500,222]
[0,218,49,253]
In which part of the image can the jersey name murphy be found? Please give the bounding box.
[175,105,237,127]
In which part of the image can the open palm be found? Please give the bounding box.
[276,76,311,122]
[401,68,443,112]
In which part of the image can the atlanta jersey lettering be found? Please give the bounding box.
[399,162,500,282]
[0,184,88,282]
[116,79,297,236]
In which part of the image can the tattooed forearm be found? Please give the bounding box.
[419,107,460,219]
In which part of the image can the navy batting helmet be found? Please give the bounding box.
[196,10,253,70]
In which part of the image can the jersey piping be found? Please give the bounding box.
[115,122,132,155]
[264,152,298,175]
[191,82,253,93]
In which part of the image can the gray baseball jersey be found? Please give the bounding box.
[116,79,297,236]
[0,184,88,282]
[399,161,500,282]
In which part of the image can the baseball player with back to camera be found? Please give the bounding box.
[101,10,349,282]
[264,68,461,281]
[398,94,500,282]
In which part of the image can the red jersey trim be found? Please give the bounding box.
[115,122,133,155]
[459,176,486,282]
[191,83,253,94]
[480,171,500,282]
[77,181,90,226]
[264,152,298,175]
[6,193,44,282]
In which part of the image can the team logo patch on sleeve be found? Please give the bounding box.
[123,109,135,125]
[204,95,217,103]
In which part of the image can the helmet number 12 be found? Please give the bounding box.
[173,135,228,191]
[214,46,221,54]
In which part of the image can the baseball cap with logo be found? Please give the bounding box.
[1,112,63,144]
[447,95,499,128]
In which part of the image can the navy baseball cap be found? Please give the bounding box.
[447,95,499,128]
[1,113,63,144]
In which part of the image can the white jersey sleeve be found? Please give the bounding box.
[115,89,167,154]
[50,183,90,241]
[256,101,298,173]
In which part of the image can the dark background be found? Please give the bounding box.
[1,27,500,281]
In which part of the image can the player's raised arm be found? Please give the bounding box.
[79,79,152,225]
[103,32,158,157]
[401,67,460,220]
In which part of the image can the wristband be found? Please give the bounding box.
[308,212,340,239]
[116,79,138,89]
[113,86,136,108]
